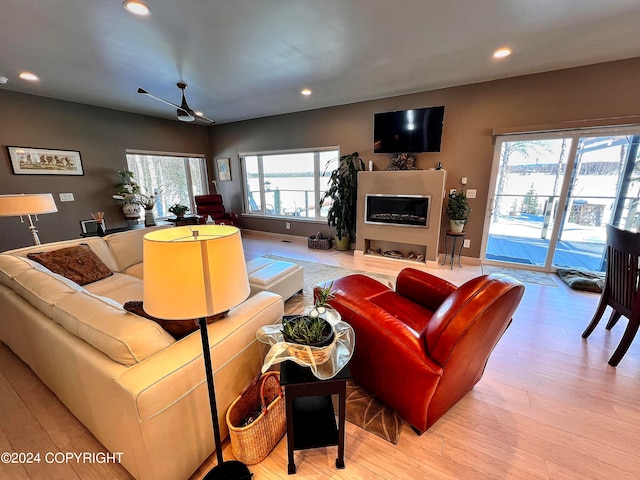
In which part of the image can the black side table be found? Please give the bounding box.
[279,361,351,475]
[442,229,466,269]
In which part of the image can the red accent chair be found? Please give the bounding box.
[319,268,524,434]
[194,194,239,226]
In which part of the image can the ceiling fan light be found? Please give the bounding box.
[177,110,195,122]
[123,0,150,16]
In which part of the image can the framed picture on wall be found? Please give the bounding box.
[216,158,231,181]
[80,219,106,235]
[7,146,84,175]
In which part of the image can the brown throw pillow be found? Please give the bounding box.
[123,301,224,340]
[27,244,113,286]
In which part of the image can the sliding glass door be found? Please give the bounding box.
[482,128,640,272]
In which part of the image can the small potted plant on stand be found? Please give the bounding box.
[320,152,365,251]
[280,281,337,365]
[446,189,471,233]
[169,203,190,219]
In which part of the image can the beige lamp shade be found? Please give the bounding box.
[143,225,250,320]
[0,193,58,216]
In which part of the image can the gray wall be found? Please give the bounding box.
[3,57,640,256]
[0,91,209,251]
[209,57,640,257]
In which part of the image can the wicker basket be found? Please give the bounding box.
[226,372,286,465]
[286,335,337,365]
[308,233,332,250]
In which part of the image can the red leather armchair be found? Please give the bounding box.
[194,194,238,226]
[321,268,524,434]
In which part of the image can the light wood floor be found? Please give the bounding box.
[2,231,639,479]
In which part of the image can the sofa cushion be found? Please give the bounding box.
[105,225,169,272]
[84,272,144,305]
[123,301,222,339]
[52,292,175,365]
[27,244,113,286]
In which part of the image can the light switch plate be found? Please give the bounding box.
[59,193,74,202]
[466,189,476,199]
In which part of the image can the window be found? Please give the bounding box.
[126,151,208,217]
[483,127,640,271]
[241,147,339,220]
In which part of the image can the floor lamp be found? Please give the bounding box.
[143,225,253,480]
[0,193,58,245]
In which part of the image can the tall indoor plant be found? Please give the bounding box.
[320,152,365,250]
[445,189,471,233]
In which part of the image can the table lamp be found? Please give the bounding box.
[143,225,252,480]
[0,193,58,245]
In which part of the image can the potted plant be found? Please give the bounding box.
[169,203,189,219]
[320,152,365,251]
[113,170,142,218]
[280,280,337,365]
[281,315,334,348]
[445,189,471,233]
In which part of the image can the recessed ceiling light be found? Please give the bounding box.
[493,48,512,59]
[301,88,312,96]
[0,76,8,84]
[123,0,150,16]
[19,72,39,81]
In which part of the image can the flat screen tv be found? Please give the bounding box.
[373,106,445,153]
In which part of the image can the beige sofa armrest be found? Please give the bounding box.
[109,291,283,480]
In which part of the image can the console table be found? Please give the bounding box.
[279,361,351,475]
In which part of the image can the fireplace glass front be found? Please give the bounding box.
[365,194,430,227]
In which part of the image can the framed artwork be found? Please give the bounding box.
[7,146,84,175]
[216,158,231,181]
[80,219,106,234]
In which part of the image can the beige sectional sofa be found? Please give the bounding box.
[0,226,284,480]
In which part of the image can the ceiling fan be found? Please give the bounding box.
[137,82,215,124]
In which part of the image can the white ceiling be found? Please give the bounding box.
[2,0,640,125]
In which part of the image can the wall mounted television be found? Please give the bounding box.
[373,106,445,153]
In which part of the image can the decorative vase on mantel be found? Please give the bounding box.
[144,208,156,227]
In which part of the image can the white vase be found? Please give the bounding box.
[122,203,141,219]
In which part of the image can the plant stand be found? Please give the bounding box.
[280,361,351,475]
[441,229,465,269]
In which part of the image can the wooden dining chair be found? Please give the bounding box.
[582,224,640,366]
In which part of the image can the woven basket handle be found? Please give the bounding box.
[259,371,283,414]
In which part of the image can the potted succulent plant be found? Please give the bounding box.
[445,189,471,233]
[280,281,338,365]
[168,203,190,219]
[320,152,365,251]
[281,315,334,348]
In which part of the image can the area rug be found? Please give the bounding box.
[333,381,404,445]
[481,264,558,286]
[261,254,394,313]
